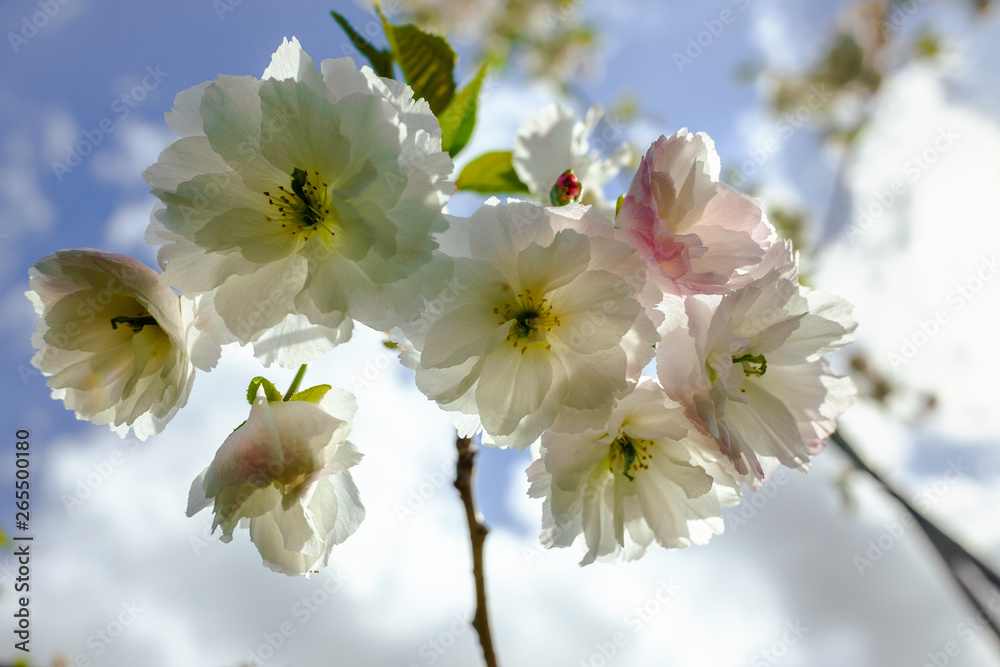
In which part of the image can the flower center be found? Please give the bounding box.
[733,353,767,377]
[494,286,561,354]
[270,453,319,505]
[263,167,336,241]
[608,433,652,482]
[110,314,159,333]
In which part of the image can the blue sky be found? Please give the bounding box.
[2,0,1000,666]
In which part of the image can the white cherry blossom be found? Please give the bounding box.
[144,37,453,367]
[527,378,739,565]
[616,129,774,297]
[404,199,657,449]
[26,249,214,440]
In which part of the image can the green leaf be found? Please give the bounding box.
[331,10,394,79]
[247,376,282,404]
[455,151,530,194]
[439,64,487,157]
[380,11,456,114]
[289,384,332,404]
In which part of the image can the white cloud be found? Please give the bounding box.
[748,0,841,72]
[0,133,55,234]
[103,197,155,253]
[0,280,37,334]
[89,119,174,189]
[750,0,800,70]
[41,109,80,166]
[820,66,1000,443]
[0,0,92,53]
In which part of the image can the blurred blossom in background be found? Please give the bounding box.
[1,0,1000,665]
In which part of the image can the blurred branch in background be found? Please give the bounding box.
[735,0,994,258]
[766,0,992,144]
[831,430,1000,647]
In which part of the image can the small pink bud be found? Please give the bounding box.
[549,169,582,206]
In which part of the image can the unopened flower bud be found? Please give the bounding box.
[550,169,582,206]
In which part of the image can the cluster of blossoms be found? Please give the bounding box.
[27,37,854,573]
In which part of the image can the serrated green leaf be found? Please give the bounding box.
[455,151,530,194]
[289,384,332,404]
[332,10,394,79]
[380,12,456,114]
[439,64,487,157]
[247,376,282,404]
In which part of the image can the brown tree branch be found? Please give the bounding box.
[454,434,499,667]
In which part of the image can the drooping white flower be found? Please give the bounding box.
[26,249,214,440]
[527,378,739,565]
[144,37,454,367]
[513,103,633,216]
[187,386,364,576]
[616,129,774,297]
[657,241,856,483]
[403,198,657,449]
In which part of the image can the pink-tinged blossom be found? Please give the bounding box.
[657,241,856,484]
[617,130,774,297]
[187,387,364,576]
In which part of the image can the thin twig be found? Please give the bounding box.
[454,434,499,667]
[830,430,1000,645]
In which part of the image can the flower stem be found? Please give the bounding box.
[283,364,308,401]
[830,429,1000,645]
[454,434,500,667]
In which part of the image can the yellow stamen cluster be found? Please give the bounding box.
[608,433,653,482]
[492,286,561,355]
[270,452,319,502]
[263,167,334,242]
